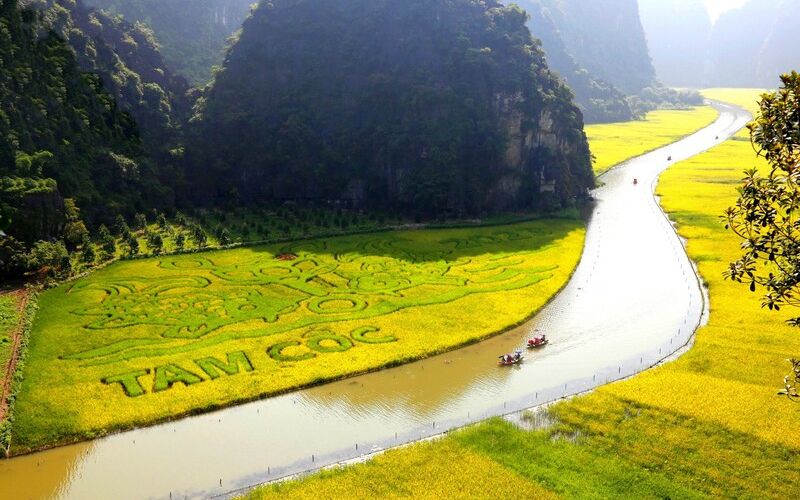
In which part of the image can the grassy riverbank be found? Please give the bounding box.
[586,106,720,174]
[242,91,800,498]
[10,220,584,453]
[0,295,19,388]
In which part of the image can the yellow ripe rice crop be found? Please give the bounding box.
[597,90,800,450]
[11,220,584,453]
[586,106,720,174]
[237,92,800,498]
[243,440,557,500]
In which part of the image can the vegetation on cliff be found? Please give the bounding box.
[0,0,183,279]
[189,0,594,217]
[84,0,253,85]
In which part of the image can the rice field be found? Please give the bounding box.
[586,106,720,174]
[244,439,558,500]
[10,219,584,453]
[242,90,800,498]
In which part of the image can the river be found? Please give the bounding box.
[0,100,751,500]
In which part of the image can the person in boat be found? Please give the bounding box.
[532,334,547,346]
[668,155,672,161]
[514,350,522,361]
[633,178,638,185]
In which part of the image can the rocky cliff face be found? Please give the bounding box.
[533,0,656,95]
[516,0,635,123]
[189,0,593,216]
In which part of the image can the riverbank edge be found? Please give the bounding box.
[5,218,587,457]
[220,100,748,498]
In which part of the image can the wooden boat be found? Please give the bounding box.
[527,336,549,349]
[498,351,523,366]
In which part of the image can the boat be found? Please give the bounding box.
[498,350,524,366]
[527,335,549,349]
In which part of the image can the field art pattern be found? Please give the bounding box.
[12,220,584,451]
[66,228,559,364]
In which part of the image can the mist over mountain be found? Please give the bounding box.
[189,0,594,216]
[535,0,655,95]
[516,0,634,123]
[638,0,711,87]
[709,0,800,87]
[85,0,254,85]
[639,0,799,88]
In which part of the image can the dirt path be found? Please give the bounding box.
[0,289,31,422]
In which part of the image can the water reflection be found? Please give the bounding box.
[0,442,90,500]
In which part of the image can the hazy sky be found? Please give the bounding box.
[705,0,748,23]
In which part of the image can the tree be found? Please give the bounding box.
[724,72,800,323]
[134,213,148,230]
[98,225,116,258]
[219,228,231,246]
[26,241,70,277]
[0,237,29,279]
[724,73,800,398]
[114,215,129,237]
[156,212,168,230]
[64,198,81,222]
[64,220,89,250]
[62,199,88,250]
[192,225,207,248]
[148,232,164,255]
[175,211,187,226]
[175,232,186,250]
[82,240,96,264]
[127,236,140,257]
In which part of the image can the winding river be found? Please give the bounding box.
[0,101,751,500]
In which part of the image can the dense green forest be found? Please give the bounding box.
[0,0,713,281]
[189,0,594,217]
[85,0,253,85]
[1,0,597,280]
[0,0,183,279]
[23,0,190,150]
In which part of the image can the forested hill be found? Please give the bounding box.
[533,0,655,95]
[516,0,634,122]
[188,0,594,217]
[85,0,254,85]
[514,0,696,123]
[22,0,190,151]
[0,0,159,245]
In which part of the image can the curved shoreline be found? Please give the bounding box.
[0,101,752,500]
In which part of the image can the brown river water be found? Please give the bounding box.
[0,101,751,500]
